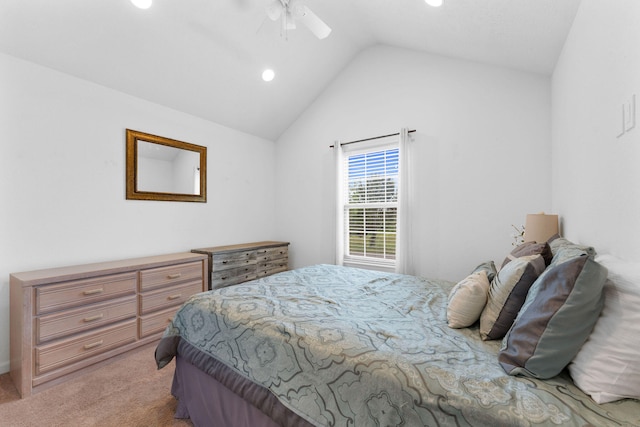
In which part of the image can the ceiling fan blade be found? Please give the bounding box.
[266,0,283,21]
[293,5,331,39]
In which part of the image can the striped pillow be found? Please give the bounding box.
[480,254,545,340]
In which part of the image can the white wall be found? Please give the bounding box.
[552,0,640,262]
[0,53,278,373]
[276,45,552,281]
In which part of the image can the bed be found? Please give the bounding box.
[155,241,640,426]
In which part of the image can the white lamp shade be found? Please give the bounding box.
[524,214,559,243]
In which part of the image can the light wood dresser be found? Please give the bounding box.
[192,241,289,289]
[9,252,208,398]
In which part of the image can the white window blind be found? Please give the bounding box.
[342,146,399,269]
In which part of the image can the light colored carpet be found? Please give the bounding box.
[0,344,193,427]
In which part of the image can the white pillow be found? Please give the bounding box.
[568,254,640,403]
[447,270,490,328]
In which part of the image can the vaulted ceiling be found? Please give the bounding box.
[0,0,581,140]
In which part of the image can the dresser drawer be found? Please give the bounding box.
[211,266,256,288]
[255,246,288,262]
[139,261,203,292]
[35,320,137,376]
[36,296,136,344]
[139,305,180,338]
[212,274,258,289]
[256,261,288,278]
[36,273,137,315]
[212,251,256,271]
[139,281,202,315]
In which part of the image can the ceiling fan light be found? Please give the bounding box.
[131,0,153,9]
[425,0,443,7]
[296,5,331,39]
[262,69,275,82]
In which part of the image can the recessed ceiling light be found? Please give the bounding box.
[131,0,152,9]
[262,69,275,82]
[425,0,443,7]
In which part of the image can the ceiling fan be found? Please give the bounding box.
[265,0,332,39]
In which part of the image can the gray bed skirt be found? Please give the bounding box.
[170,339,315,427]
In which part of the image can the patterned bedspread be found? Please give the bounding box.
[156,264,640,427]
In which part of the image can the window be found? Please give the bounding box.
[342,146,399,269]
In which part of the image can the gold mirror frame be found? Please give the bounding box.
[126,129,207,202]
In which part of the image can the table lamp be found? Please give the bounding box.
[523,213,559,243]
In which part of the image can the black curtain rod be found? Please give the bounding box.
[329,129,416,148]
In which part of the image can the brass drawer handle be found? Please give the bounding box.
[167,273,182,279]
[83,340,103,350]
[83,314,104,323]
[83,288,104,296]
[167,294,182,300]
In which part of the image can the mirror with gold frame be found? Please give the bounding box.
[126,129,207,202]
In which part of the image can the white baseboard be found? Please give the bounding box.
[0,360,10,375]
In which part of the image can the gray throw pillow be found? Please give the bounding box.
[498,254,607,379]
[470,260,497,283]
[548,236,596,264]
[501,242,552,269]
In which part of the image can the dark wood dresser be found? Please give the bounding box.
[192,241,289,289]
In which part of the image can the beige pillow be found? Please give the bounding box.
[447,271,490,328]
[480,254,545,340]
